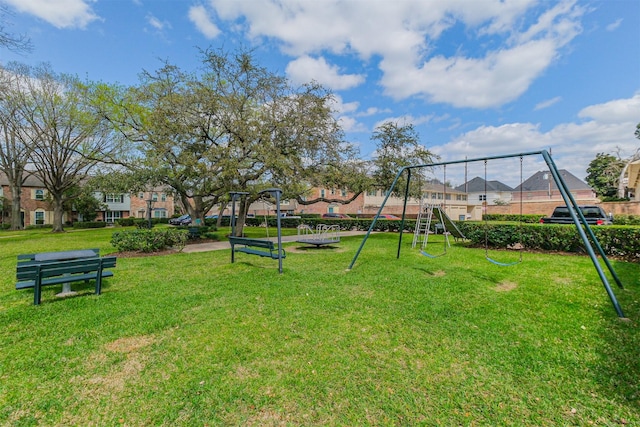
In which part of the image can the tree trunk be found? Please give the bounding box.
[9,183,23,230]
[52,196,65,232]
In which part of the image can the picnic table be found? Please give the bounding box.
[34,250,100,296]
[16,249,116,304]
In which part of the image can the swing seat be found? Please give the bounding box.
[485,256,521,267]
[420,250,446,259]
[228,236,286,259]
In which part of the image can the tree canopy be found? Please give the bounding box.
[586,152,624,200]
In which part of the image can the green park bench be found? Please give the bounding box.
[228,236,286,261]
[16,249,116,305]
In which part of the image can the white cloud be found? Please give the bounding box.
[606,18,622,32]
[534,96,562,111]
[188,5,220,39]
[578,93,640,123]
[205,0,583,109]
[433,93,640,184]
[146,14,166,31]
[4,0,99,29]
[286,56,364,90]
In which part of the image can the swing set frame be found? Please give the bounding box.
[347,150,627,318]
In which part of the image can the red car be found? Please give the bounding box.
[322,213,352,219]
[377,214,401,220]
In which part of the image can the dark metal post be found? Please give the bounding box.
[229,192,248,263]
[398,168,411,259]
[542,151,625,318]
[146,199,154,229]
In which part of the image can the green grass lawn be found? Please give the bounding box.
[1,228,639,426]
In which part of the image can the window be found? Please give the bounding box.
[445,194,451,200]
[152,193,158,202]
[341,189,347,197]
[479,195,486,201]
[161,193,167,202]
[154,209,167,219]
[366,189,377,196]
[35,189,44,201]
[105,211,122,223]
[106,194,124,203]
[138,192,144,199]
[320,189,325,198]
[331,188,336,195]
[35,210,45,225]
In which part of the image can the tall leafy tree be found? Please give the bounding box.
[14,64,118,231]
[586,152,624,200]
[371,121,438,199]
[97,48,355,235]
[0,63,34,229]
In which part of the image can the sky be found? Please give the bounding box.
[1,0,639,188]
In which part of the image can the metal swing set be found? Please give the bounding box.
[347,150,627,318]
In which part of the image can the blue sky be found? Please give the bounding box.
[2,0,639,187]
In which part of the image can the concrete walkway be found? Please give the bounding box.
[182,230,370,253]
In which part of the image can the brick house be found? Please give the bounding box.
[0,173,62,227]
[0,172,176,226]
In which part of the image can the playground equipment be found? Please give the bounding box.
[413,164,466,258]
[483,156,523,267]
[229,188,285,274]
[296,224,340,247]
[347,150,627,318]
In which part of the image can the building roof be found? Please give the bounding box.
[454,176,513,193]
[423,181,466,195]
[513,169,592,192]
[0,172,45,187]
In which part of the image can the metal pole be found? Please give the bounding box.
[542,151,625,318]
[398,169,412,259]
[348,167,405,270]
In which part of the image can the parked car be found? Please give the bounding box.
[539,206,613,225]
[322,213,352,219]
[377,214,401,220]
[169,214,191,225]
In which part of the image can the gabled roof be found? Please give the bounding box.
[513,170,592,192]
[454,176,513,193]
[0,172,45,187]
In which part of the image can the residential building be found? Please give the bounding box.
[0,173,64,227]
[455,177,514,206]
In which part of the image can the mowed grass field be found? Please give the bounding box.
[0,227,638,426]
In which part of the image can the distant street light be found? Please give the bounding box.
[146,198,155,229]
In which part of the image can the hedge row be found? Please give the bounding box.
[485,213,640,225]
[116,217,170,227]
[111,228,188,253]
[457,222,640,263]
[71,221,107,229]
[482,214,544,223]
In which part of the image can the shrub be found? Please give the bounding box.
[111,228,189,253]
[117,217,136,227]
[457,222,640,262]
[26,224,53,230]
[72,221,107,229]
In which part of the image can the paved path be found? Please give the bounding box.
[182,230,370,253]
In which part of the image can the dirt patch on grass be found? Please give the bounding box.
[495,281,518,292]
[430,270,446,277]
[105,335,156,353]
